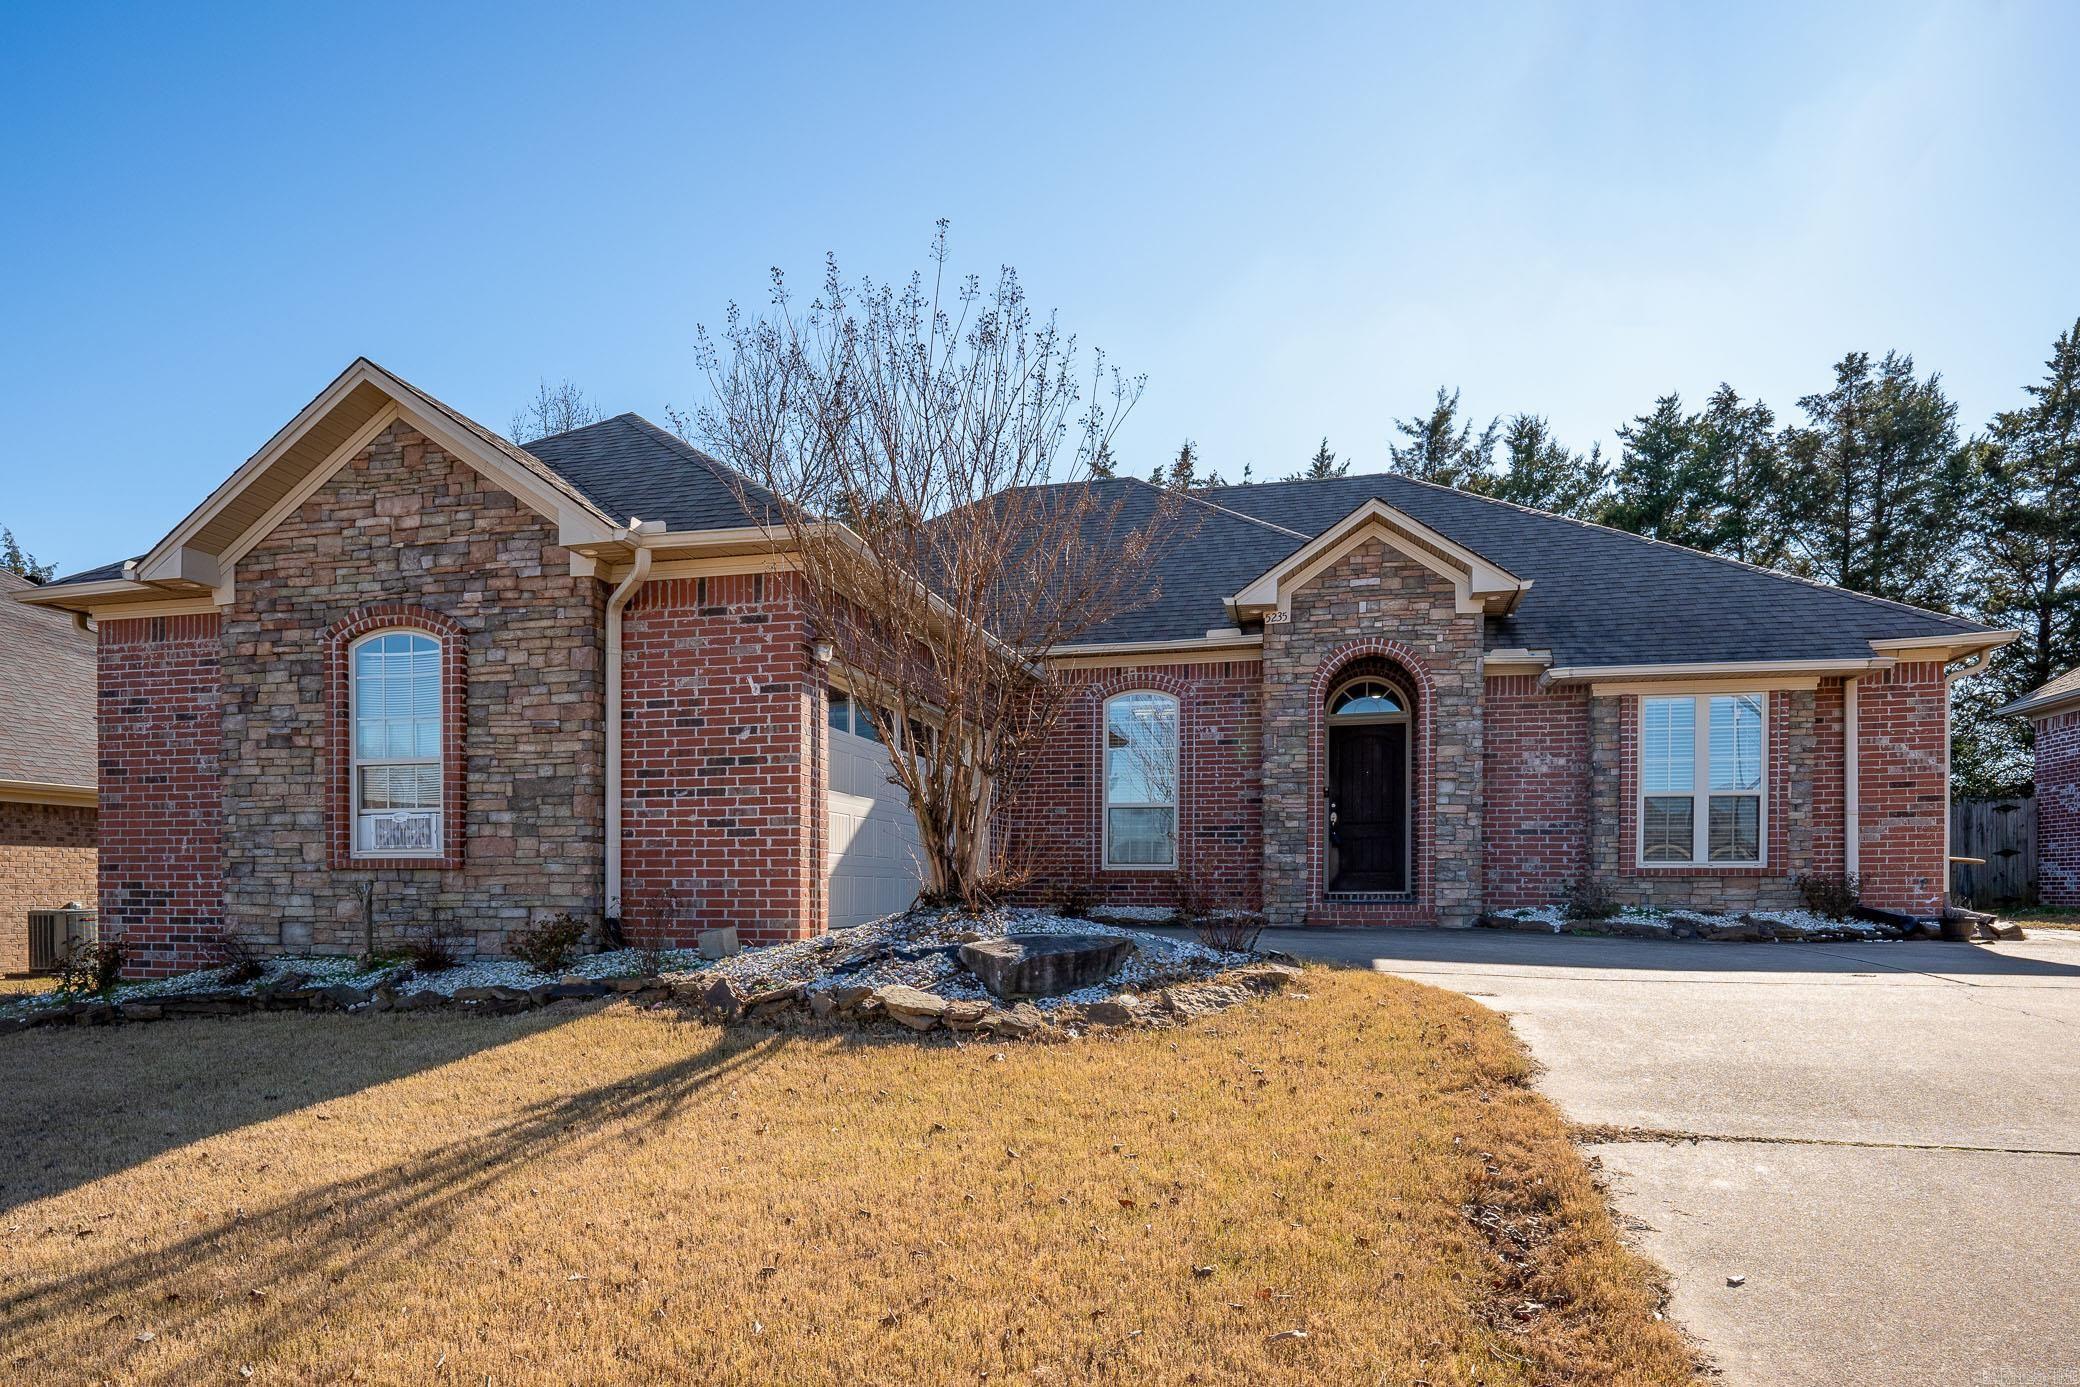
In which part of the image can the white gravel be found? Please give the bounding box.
[698,907,1256,1010]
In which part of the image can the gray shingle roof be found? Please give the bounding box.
[0,570,96,790]
[520,413,782,531]
[1185,472,1998,666]
[2000,666,2080,718]
[39,411,2002,672]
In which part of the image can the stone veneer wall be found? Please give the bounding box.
[220,422,605,959]
[997,659,1264,911]
[2036,707,2080,907]
[617,573,820,947]
[0,801,97,973]
[98,613,224,975]
[1260,539,1484,927]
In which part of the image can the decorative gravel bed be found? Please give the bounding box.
[1478,903,1916,942]
[1,908,1291,1039]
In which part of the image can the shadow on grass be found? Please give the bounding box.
[0,1023,788,1379]
[0,1009,594,1215]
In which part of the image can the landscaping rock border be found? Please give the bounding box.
[2,960,1307,1040]
[1473,908,1941,942]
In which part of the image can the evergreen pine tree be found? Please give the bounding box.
[1293,435,1349,481]
[1387,387,1497,488]
[1778,351,1979,607]
[0,527,53,583]
[1479,415,1607,518]
[1161,438,1201,490]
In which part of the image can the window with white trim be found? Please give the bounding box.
[1639,693,1765,865]
[351,630,443,856]
[1103,691,1179,868]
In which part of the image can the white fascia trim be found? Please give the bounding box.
[1229,498,1526,618]
[1047,632,1265,659]
[10,578,155,609]
[0,778,95,808]
[1547,657,1892,684]
[1869,630,2018,657]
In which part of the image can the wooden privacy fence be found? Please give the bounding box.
[1949,796,2037,906]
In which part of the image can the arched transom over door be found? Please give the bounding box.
[1324,676,1412,894]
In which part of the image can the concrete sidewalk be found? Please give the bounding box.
[1257,926,2080,1386]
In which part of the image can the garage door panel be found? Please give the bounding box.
[826,725,926,928]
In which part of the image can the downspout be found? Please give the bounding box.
[1842,676,1860,879]
[604,528,656,920]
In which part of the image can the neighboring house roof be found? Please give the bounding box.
[0,570,97,797]
[1999,667,2080,720]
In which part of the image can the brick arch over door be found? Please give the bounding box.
[1305,640,1437,923]
[325,603,470,870]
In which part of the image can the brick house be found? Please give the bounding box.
[2001,668,2080,907]
[0,569,98,973]
[14,359,2015,975]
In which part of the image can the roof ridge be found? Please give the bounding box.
[1132,476,1311,541]
[515,412,642,448]
[1210,470,1992,635]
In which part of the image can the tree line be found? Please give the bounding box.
[1120,323,2080,798]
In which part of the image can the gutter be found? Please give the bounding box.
[604,521,662,920]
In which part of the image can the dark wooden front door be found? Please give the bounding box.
[1328,723,1409,893]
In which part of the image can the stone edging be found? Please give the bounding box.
[3,961,1306,1038]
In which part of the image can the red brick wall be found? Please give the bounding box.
[1854,660,1949,916]
[99,613,223,976]
[997,660,1263,911]
[0,801,97,973]
[1481,676,1590,908]
[619,572,819,947]
[2037,708,2080,907]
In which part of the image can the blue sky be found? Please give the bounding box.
[3,0,2075,577]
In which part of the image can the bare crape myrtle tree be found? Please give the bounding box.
[690,225,1192,906]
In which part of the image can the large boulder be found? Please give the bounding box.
[958,933,1134,1000]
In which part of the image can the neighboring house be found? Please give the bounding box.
[14,359,2016,976]
[0,568,98,973]
[2000,668,2080,907]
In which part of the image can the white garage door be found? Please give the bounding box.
[825,689,927,928]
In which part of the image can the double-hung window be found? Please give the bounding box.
[351,630,444,856]
[1103,692,1179,868]
[1639,693,1765,866]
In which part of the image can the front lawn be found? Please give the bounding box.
[0,968,1695,1385]
[2004,907,2080,931]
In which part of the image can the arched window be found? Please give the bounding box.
[1103,691,1179,868]
[350,629,444,856]
[1327,676,1410,722]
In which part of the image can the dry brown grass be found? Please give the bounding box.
[0,968,1696,1385]
[2006,907,2080,931]
[0,976,54,995]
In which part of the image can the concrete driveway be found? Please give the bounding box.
[1268,926,2080,1386]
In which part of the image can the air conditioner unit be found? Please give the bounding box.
[27,903,97,974]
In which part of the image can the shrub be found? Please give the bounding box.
[58,935,127,997]
[1193,914,1265,953]
[510,914,588,975]
[1040,876,1098,919]
[1796,872,1861,920]
[633,944,670,978]
[1171,874,1217,923]
[201,928,268,985]
[404,913,461,974]
[1561,875,1617,921]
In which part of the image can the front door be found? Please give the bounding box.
[1328,723,1408,893]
